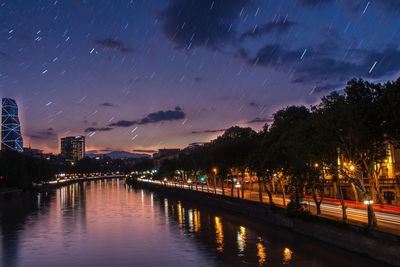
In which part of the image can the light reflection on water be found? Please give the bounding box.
[0,179,391,267]
[237,226,246,256]
[214,216,224,253]
[283,247,294,264]
[257,238,267,266]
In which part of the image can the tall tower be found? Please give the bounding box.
[1,98,24,152]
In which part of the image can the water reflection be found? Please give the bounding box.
[237,226,246,256]
[256,238,267,266]
[177,201,184,226]
[283,247,294,264]
[193,209,201,233]
[214,216,224,253]
[0,180,393,267]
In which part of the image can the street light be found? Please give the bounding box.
[363,199,375,228]
[212,167,218,194]
[187,179,193,190]
[235,182,241,198]
[363,199,373,205]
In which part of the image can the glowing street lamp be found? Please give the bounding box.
[212,168,218,193]
[363,199,373,205]
[363,198,376,228]
[187,179,192,190]
[235,182,241,198]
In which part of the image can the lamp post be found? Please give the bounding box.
[363,199,375,227]
[212,168,218,194]
[235,182,241,198]
[188,179,192,190]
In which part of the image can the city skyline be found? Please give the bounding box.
[2,0,400,153]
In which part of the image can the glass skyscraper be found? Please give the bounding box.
[1,98,24,152]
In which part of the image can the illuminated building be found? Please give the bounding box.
[61,136,85,161]
[1,98,24,152]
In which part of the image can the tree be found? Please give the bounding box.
[211,126,257,198]
[381,79,400,147]
[0,151,55,188]
[248,129,274,204]
[314,79,388,227]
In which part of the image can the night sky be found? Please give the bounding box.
[1,0,400,154]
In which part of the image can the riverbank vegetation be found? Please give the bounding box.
[0,152,135,189]
[0,151,56,188]
[154,78,400,228]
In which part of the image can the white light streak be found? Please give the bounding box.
[369,61,377,73]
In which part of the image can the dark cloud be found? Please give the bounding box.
[85,127,113,133]
[299,0,335,6]
[160,0,251,49]
[108,120,135,127]
[28,128,56,140]
[248,117,269,124]
[132,149,158,154]
[250,43,400,92]
[361,47,400,78]
[191,128,226,134]
[239,19,296,42]
[293,47,400,85]
[0,51,11,61]
[248,101,260,107]
[99,102,116,107]
[86,149,113,154]
[374,0,400,15]
[95,38,136,53]
[109,107,186,127]
[349,0,400,16]
[252,44,301,68]
[27,128,58,149]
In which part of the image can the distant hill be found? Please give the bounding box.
[86,151,150,159]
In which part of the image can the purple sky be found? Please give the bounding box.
[1,0,400,153]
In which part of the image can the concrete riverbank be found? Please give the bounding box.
[137,180,400,267]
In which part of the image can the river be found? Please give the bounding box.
[0,179,389,267]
